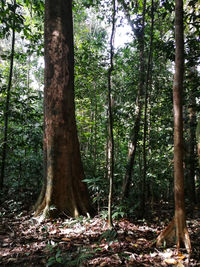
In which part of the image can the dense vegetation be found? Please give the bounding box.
[1,0,199,215]
[0,0,200,265]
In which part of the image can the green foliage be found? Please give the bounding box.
[0,0,44,198]
[46,243,63,267]
[63,248,94,266]
[112,207,127,220]
[100,229,118,242]
[0,0,199,219]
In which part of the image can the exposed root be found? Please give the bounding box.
[182,227,191,255]
[156,218,175,247]
[156,217,191,255]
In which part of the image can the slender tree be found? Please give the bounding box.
[185,69,197,205]
[156,0,191,253]
[120,0,146,199]
[196,116,200,163]
[0,0,16,190]
[107,0,116,228]
[141,0,154,216]
[34,0,93,218]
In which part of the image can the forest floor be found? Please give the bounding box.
[0,192,200,266]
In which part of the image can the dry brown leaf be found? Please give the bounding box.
[177,253,186,261]
[137,238,147,244]
[61,237,71,241]
[99,262,108,267]
[164,258,178,265]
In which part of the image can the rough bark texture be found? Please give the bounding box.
[173,0,191,253]
[35,0,93,218]
[156,0,191,253]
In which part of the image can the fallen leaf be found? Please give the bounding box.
[164,258,177,265]
[137,238,147,244]
[61,237,71,241]
[177,253,186,261]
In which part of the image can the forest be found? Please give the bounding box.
[0,0,200,266]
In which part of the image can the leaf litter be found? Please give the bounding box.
[0,198,200,266]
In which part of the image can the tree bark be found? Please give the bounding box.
[156,0,191,254]
[34,0,93,218]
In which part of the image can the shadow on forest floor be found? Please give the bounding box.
[0,192,200,266]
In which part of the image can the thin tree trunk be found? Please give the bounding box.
[156,0,191,253]
[141,0,154,217]
[185,105,196,205]
[94,88,97,176]
[0,0,16,189]
[121,0,146,199]
[196,115,200,162]
[188,103,196,203]
[185,67,197,204]
[89,85,97,176]
[107,0,116,228]
[27,0,32,93]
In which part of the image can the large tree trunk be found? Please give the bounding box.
[156,0,191,253]
[34,0,93,218]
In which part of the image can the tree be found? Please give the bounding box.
[185,67,198,205]
[107,0,116,228]
[119,0,147,200]
[196,117,200,163]
[34,0,93,218]
[156,0,191,253]
[141,0,154,216]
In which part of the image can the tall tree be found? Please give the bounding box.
[185,67,197,205]
[34,0,93,218]
[141,0,154,216]
[120,0,146,199]
[196,116,200,163]
[107,0,116,228]
[156,0,191,253]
